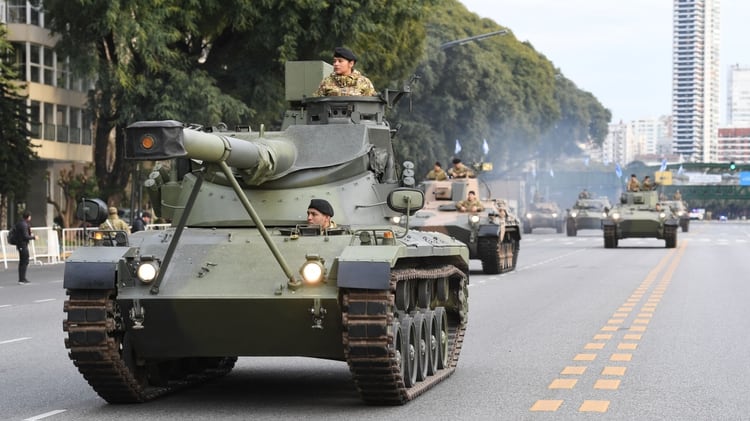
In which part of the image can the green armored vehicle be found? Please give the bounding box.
[661,200,690,232]
[522,201,564,234]
[408,176,521,274]
[565,196,612,236]
[63,61,470,405]
[602,190,678,248]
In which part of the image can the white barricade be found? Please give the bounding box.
[1,227,59,269]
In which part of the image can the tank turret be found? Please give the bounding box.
[63,61,471,406]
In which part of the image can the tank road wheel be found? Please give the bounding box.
[478,237,502,275]
[566,219,577,237]
[522,223,532,234]
[399,316,418,388]
[556,221,564,234]
[410,312,429,381]
[436,277,449,302]
[417,280,432,309]
[681,220,689,232]
[423,310,439,376]
[396,280,411,312]
[511,239,520,269]
[434,307,449,369]
[603,226,617,248]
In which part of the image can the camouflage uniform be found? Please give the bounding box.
[426,168,448,181]
[100,214,131,234]
[314,70,376,97]
[448,163,473,179]
[457,198,484,212]
[627,177,640,192]
[641,178,654,191]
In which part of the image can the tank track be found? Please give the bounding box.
[63,289,236,403]
[342,265,468,405]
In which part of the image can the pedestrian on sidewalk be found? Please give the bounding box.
[15,211,38,284]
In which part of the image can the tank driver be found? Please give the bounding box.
[314,47,376,97]
[307,199,337,233]
[457,191,484,213]
[426,161,448,181]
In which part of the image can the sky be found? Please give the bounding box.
[460,0,750,124]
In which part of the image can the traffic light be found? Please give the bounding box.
[729,161,737,171]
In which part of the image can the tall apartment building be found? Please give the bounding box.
[629,116,673,157]
[3,1,93,226]
[672,0,721,163]
[727,64,750,126]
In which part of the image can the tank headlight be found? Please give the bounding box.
[136,261,159,284]
[391,216,401,225]
[570,211,578,218]
[659,212,666,219]
[611,212,621,220]
[601,212,607,218]
[552,212,558,218]
[526,213,533,219]
[300,254,326,285]
[470,214,480,224]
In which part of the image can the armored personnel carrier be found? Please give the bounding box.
[62,61,470,405]
[565,196,612,236]
[661,200,690,232]
[408,177,521,274]
[602,190,678,248]
[522,201,564,234]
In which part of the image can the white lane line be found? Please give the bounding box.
[33,299,56,303]
[0,337,31,345]
[0,304,11,309]
[23,409,67,420]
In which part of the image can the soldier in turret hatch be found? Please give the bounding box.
[457,191,484,213]
[627,174,640,192]
[426,161,448,181]
[306,199,337,233]
[641,175,654,191]
[448,158,474,179]
[314,47,376,97]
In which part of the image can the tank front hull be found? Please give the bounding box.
[118,296,345,359]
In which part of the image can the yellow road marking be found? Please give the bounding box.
[617,307,633,312]
[574,353,597,361]
[602,366,627,376]
[594,379,621,390]
[624,333,642,340]
[561,366,587,375]
[629,325,647,332]
[549,378,578,389]
[637,313,653,318]
[612,312,629,318]
[579,400,610,412]
[634,318,650,325]
[594,334,612,340]
[600,326,618,332]
[610,353,632,362]
[617,343,638,350]
[530,400,563,411]
[607,318,625,324]
[585,342,606,350]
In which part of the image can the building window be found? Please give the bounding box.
[29,100,41,138]
[43,46,54,86]
[29,44,40,83]
[43,102,55,140]
[7,0,27,24]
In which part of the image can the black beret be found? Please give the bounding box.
[333,47,357,62]
[141,211,151,218]
[308,199,334,217]
[452,158,462,164]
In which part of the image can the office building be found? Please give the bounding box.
[3,2,93,226]
[727,64,750,126]
[672,0,721,162]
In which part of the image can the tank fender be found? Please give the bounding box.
[63,247,130,289]
[337,260,391,289]
[478,223,500,238]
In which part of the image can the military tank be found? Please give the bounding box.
[602,190,678,248]
[565,196,611,236]
[407,176,521,274]
[660,199,690,232]
[522,201,564,234]
[62,61,470,405]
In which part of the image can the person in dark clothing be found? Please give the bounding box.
[15,211,38,284]
[131,211,152,233]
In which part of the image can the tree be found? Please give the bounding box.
[0,26,38,228]
[48,163,100,229]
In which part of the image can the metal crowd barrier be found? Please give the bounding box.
[1,227,60,269]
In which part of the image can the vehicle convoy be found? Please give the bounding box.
[409,176,522,274]
[661,200,690,232]
[62,61,470,405]
[602,190,678,248]
[522,201,564,234]
[565,196,612,236]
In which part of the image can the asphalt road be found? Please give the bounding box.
[1,220,748,420]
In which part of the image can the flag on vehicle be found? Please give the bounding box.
[660,158,667,172]
[482,139,489,156]
[615,163,622,178]
[584,157,590,166]
[549,168,554,177]
[454,139,462,155]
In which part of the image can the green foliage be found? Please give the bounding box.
[0,26,38,201]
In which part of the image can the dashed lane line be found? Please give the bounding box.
[0,337,31,345]
[23,409,67,420]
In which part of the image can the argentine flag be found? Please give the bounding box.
[615,163,623,178]
[660,158,667,172]
[454,139,462,155]
[482,139,489,156]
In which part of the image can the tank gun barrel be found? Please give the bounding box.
[125,120,296,181]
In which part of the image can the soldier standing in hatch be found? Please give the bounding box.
[457,191,484,213]
[627,174,640,192]
[448,158,473,179]
[306,199,337,233]
[314,47,376,97]
[426,162,448,181]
